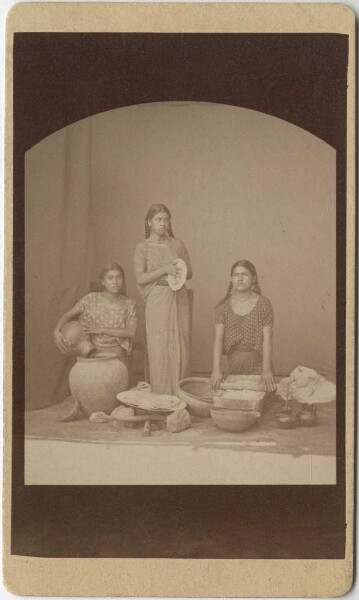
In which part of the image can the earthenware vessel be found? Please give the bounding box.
[69,352,128,417]
[276,407,297,429]
[177,377,215,417]
[210,407,260,432]
[297,403,318,427]
[61,320,94,356]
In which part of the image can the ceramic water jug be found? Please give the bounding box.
[69,352,128,417]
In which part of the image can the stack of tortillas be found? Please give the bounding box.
[117,389,186,413]
[166,258,187,291]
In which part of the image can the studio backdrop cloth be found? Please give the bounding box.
[25,103,336,409]
[25,120,93,409]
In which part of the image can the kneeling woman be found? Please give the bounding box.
[53,263,137,390]
[210,260,276,392]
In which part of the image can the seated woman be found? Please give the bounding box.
[210,259,276,393]
[53,262,137,389]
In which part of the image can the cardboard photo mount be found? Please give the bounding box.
[3,3,356,597]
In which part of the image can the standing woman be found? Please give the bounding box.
[134,204,192,394]
[210,260,276,392]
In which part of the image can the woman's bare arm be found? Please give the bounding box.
[53,305,84,354]
[135,264,170,285]
[83,326,135,338]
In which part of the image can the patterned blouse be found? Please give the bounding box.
[74,293,137,363]
[214,295,274,355]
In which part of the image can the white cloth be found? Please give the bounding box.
[277,366,336,405]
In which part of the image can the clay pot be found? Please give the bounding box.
[177,377,215,417]
[69,352,128,417]
[297,404,318,427]
[276,408,297,429]
[210,407,260,432]
[61,321,94,356]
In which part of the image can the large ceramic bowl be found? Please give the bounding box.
[69,352,128,417]
[177,377,215,417]
[210,407,260,432]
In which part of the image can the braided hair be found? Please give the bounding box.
[216,260,261,307]
[98,262,126,296]
[144,204,174,239]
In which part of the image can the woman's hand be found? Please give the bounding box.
[165,260,182,277]
[210,369,224,390]
[261,369,276,393]
[53,330,74,355]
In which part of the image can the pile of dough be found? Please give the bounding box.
[277,366,336,405]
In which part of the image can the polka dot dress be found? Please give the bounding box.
[214,295,274,355]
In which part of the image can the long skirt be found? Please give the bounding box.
[226,346,263,376]
[145,285,190,394]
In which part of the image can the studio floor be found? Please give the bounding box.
[25,394,336,485]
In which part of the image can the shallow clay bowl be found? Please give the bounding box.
[210,407,260,432]
[177,377,215,417]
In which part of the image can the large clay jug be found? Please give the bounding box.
[61,321,94,356]
[69,352,128,417]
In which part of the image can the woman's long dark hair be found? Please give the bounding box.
[99,262,126,296]
[216,259,261,307]
[145,204,174,238]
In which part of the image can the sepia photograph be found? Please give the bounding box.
[24,100,337,485]
[3,3,355,596]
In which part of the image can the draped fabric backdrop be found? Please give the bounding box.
[25,102,336,410]
[25,120,93,409]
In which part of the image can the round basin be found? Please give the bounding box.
[210,407,260,432]
[177,377,215,417]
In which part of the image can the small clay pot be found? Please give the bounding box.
[297,404,318,427]
[276,408,297,429]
